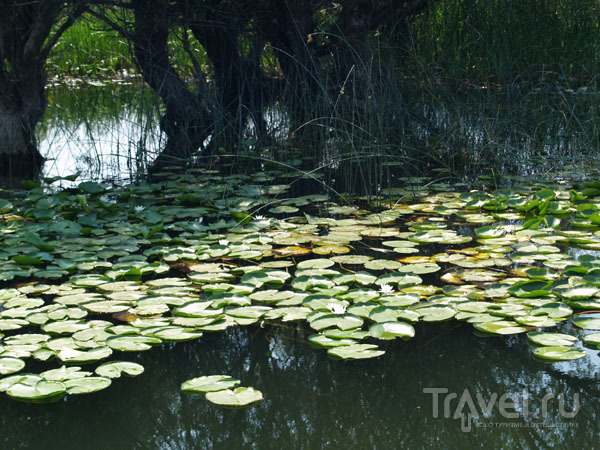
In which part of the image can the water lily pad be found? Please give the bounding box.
[95,361,144,378]
[226,306,272,319]
[530,302,572,318]
[151,327,203,342]
[308,334,357,348]
[42,320,90,335]
[375,273,422,287]
[532,346,586,361]
[473,320,527,335]
[312,245,350,255]
[330,255,373,265]
[65,376,112,394]
[364,259,404,270]
[323,329,369,340]
[0,319,28,331]
[106,335,162,351]
[572,315,600,330]
[399,263,441,274]
[292,275,335,291]
[0,357,25,375]
[181,375,240,393]
[582,333,600,349]
[83,300,132,314]
[508,280,553,298]
[41,366,91,381]
[527,332,577,347]
[173,301,220,317]
[6,376,66,403]
[297,258,335,269]
[515,315,559,328]
[327,343,385,360]
[205,386,263,406]
[57,346,113,364]
[414,305,456,322]
[369,321,415,340]
[309,313,363,331]
[262,306,311,322]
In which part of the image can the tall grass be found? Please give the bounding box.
[47,14,210,80]
[412,0,600,85]
[41,2,600,197]
[47,15,132,79]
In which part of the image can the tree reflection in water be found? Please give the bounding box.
[0,321,597,449]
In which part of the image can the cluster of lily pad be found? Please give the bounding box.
[181,375,263,406]
[2,171,600,400]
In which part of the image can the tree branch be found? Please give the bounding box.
[41,4,89,60]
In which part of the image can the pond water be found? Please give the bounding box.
[38,82,163,183]
[1,82,597,449]
[0,322,596,449]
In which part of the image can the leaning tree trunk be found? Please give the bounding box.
[132,0,211,172]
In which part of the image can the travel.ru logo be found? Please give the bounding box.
[423,387,580,432]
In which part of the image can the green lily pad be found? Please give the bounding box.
[181,375,240,393]
[6,376,66,403]
[308,334,357,348]
[323,329,369,340]
[0,357,25,375]
[205,386,263,406]
[330,255,373,265]
[327,343,385,360]
[57,346,113,364]
[0,319,29,331]
[95,361,145,378]
[532,346,587,361]
[297,259,335,269]
[151,327,203,342]
[527,332,577,347]
[398,263,441,274]
[572,316,600,330]
[309,313,363,331]
[369,321,415,340]
[262,306,311,322]
[508,280,553,298]
[291,275,335,291]
[65,376,112,394]
[473,320,528,335]
[225,306,272,319]
[415,305,456,322]
[106,335,162,351]
[41,366,92,381]
[515,315,559,328]
[364,259,404,270]
[582,333,600,349]
[42,320,90,335]
[530,302,572,318]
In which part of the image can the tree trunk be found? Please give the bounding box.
[260,0,327,144]
[0,79,45,184]
[0,1,86,186]
[132,0,211,172]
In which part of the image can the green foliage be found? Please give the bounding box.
[412,0,600,84]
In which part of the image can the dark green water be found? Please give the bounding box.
[1,321,595,449]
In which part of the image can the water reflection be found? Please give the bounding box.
[38,83,162,184]
[0,322,596,449]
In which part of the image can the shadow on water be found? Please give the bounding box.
[0,322,596,449]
